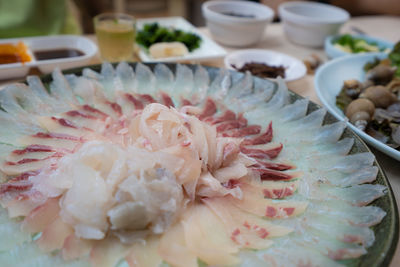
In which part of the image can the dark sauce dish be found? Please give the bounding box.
[33,49,85,61]
[0,35,97,79]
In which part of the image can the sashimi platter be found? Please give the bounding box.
[0,62,397,267]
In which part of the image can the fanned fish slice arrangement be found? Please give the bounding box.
[0,62,390,267]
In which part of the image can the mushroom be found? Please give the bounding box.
[345,98,375,131]
[360,85,397,108]
[365,64,396,85]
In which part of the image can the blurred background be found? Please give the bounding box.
[1,0,399,38]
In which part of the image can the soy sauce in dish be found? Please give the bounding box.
[33,49,84,61]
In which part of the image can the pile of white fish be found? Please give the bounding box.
[0,62,388,267]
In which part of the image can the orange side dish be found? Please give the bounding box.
[0,41,32,65]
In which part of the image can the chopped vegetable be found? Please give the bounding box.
[136,23,202,52]
[333,34,385,54]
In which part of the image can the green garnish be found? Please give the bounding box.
[332,34,384,53]
[388,41,400,77]
[136,23,202,52]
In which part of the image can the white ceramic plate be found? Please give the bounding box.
[0,35,97,80]
[315,52,400,161]
[136,17,227,62]
[224,49,307,82]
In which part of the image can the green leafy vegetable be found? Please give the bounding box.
[136,23,202,52]
[332,34,383,53]
[388,41,400,77]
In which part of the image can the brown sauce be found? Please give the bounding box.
[33,49,84,61]
[232,62,286,79]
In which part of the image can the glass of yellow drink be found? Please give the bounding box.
[94,13,136,62]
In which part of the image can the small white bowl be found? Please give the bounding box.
[202,1,274,47]
[225,49,307,82]
[279,1,349,48]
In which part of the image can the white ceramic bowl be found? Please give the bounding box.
[202,1,274,47]
[225,49,306,82]
[279,1,349,48]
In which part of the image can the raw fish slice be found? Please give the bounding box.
[125,236,162,267]
[290,232,368,260]
[134,63,156,94]
[327,152,375,173]
[0,86,39,125]
[50,69,78,107]
[0,117,43,147]
[82,68,102,80]
[116,62,135,92]
[318,184,386,206]
[193,65,210,104]
[62,235,92,261]
[227,72,253,99]
[182,204,240,265]
[27,76,71,113]
[308,201,386,227]
[288,108,327,130]
[327,166,379,186]
[154,64,174,97]
[36,217,73,252]
[313,121,347,143]
[172,64,194,101]
[279,98,309,122]
[261,78,290,110]
[0,208,31,251]
[207,69,231,99]
[305,214,375,247]
[89,237,129,267]
[241,245,343,267]
[313,137,354,157]
[21,198,60,234]
[5,84,54,115]
[99,62,118,100]
[158,222,198,267]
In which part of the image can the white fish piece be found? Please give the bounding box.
[279,98,309,122]
[291,108,327,130]
[50,69,78,107]
[116,62,135,93]
[328,152,375,173]
[173,64,194,100]
[82,68,102,80]
[319,184,387,206]
[134,63,156,95]
[6,84,54,115]
[309,201,386,227]
[0,115,42,146]
[0,86,35,120]
[304,214,375,247]
[207,69,231,98]
[262,77,289,110]
[27,76,70,112]
[314,137,354,157]
[227,71,253,99]
[154,64,174,96]
[193,65,210,104]
[327,166,379,187]
[313,121,347,143]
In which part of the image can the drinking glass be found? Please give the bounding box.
[94,13,136,62]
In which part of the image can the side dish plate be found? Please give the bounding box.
[136,17,227,62]
[314,52,400,161]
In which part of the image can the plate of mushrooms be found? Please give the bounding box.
[315,50,400,161]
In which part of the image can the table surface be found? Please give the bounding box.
[0,14,399,266]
